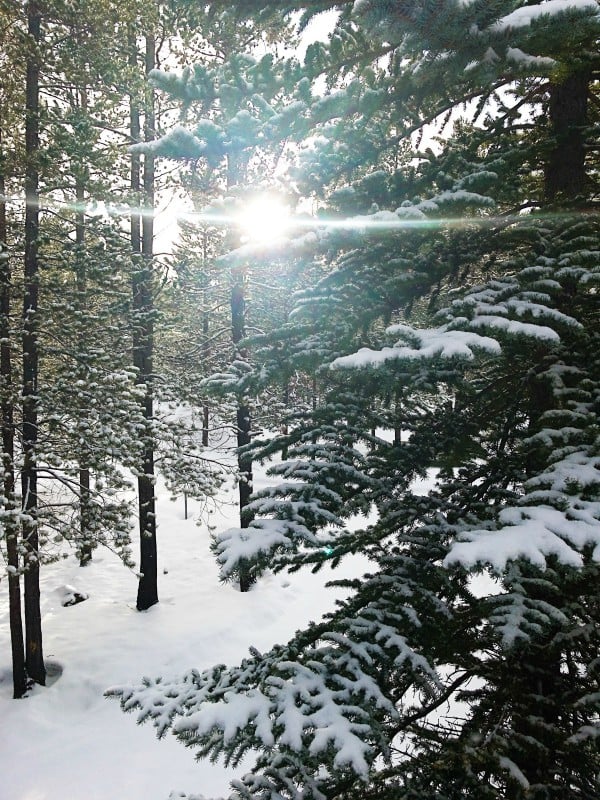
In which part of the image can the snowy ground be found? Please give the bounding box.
[0,460,375,800]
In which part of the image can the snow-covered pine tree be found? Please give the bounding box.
[38,215,145,567]
[135,9,306,590]
[37,5,149,568]
[1,0,164,689]
[112,2,600,797]
[145,189,233,514]
[159,215,228,446]
[126,4,299,599]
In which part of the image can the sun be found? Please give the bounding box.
[237,194,291,243]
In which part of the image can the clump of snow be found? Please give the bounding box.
[214,519,298,577]
[499,757,531,788]
[491,0,599,32]
[55,584,89,607]
[468,315,560,341]
[169,793,212,800]
[445,503,600,573]
[331,325,500,370]
[506,47,556,67]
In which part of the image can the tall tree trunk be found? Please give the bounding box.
[281,381,289,461]
[0,95,26,698]
[281,306,290,459]
[227,155,254,593]
[22,0,45,686]
[544,69,590,204]
[134,33,158,611]
[201,231,210,447]
[75,93,92,565]
[515,79,593,786]
[231,268,254,593]
[527,69,592,456]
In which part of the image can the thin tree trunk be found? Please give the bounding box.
[281,381,289,461]
[78,463,91,563]
[529,68,591,466]
[129,36,141,260]
[75,109,92,565]
[134,33,158,611]
[394,398,402,447]
[231,266,254,593]
[202,402,209,447]
[227,155,254,592]
[310,375,318,445]
[201,231,210,447]
[22,0,45,686]
[0,96,26,698]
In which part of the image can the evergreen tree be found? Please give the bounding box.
[38,4,147,568]
[29,0,158,578]
[1,0,165,689]
[1,0,237,694]
[113,2,600,798]
[138,9,301,590]
[21,0,45,687]
[128,23,160,611]
[0,7,26,696]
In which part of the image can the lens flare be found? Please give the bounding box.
[237,195,291,243]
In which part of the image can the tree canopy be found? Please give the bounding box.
[110,1,600,799]
[1,0,598,796]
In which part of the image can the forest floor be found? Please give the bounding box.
[0,449,388,800]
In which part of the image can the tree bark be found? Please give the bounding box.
[133,33,158,611]
[544,69,590,204]
[201,230,210,447]
[202,402,210,447]
[523,65,591,780]
[75,105,92,565]
[0,92,26,698]
[227,155,253,592]
[22,0,45,686]
[231,267,254,593]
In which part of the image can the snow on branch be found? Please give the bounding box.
[505,47,556,67]
[110,669,218,738]
[109,612,439,784]
[213,443,377,579]
[213,517,327,579]
[112,656,378,778]
[489,584,570,646]
[444,502,600,573]
[490,0,599,33]
[526,450,600,494]
[466,314,560,341]
[331,324,500,370]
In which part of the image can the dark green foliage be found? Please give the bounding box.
[112,2,600,798]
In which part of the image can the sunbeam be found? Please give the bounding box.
[1,192,587,244]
